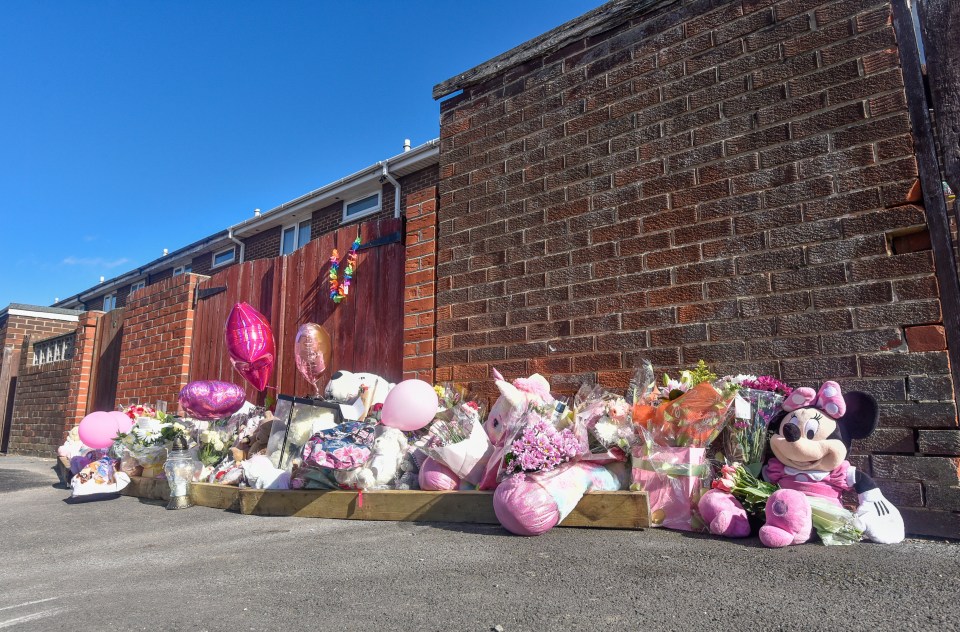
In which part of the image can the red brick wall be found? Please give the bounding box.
[115,274,200,409]
[8,348,74,456]
[192,245,236,276]
[403,186,439,381]
[436,0,959,536]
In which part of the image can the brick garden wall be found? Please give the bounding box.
[435,0,959,536]
[115,274,201,410]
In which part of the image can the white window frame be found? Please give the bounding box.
[211,247,235,269]
[173,264,191,276]
[342,191,381,222]
[279,219,312,256]
[102,293,117,311]
[129,280,146,295]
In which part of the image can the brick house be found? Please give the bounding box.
[52,140,439,312]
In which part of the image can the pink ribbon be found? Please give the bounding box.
[781,381,846,418]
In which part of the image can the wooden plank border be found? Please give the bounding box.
[122,478,649,529]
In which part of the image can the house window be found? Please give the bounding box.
[130,280,146,295]
[103,294,117,311]
[280,219,312,255]
[212,247,235,268]
[343,192,381,221]
[173,265,192,276]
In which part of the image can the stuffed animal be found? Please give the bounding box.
[324,370,393,420]
[242,454,291,490]
[700,381,905,546]
[335,426,408,490]
[476,369,555,490]
[231,411,275,462]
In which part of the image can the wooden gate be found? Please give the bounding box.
[189,218,405,403]
[88,307,125,412]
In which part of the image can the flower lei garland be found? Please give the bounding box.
[328,236,361,304]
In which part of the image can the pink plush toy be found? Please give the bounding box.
[701,381,905,546]
[698,488,751,538]
[477,369,554,491]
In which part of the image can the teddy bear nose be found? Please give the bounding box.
[783,424,801,442]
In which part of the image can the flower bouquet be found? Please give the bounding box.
[630,360,737,531]
[493,411,625,536]
[114,408,188,479]
[573,384,636,463]
[718,375,790,476]
[420,398,493,485]
[716,463,863,545]
[197,427,235,469]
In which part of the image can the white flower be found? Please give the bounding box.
[593,419,618,445]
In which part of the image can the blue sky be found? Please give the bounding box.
[0,0,599,307]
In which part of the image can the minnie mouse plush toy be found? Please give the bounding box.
[700,381,905,546]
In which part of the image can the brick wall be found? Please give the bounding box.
[7,348,74,456]
[244,226,282,261]
[192,245,235,276]
[435,0,959,537]
[6,313,99,456]
[403,186,439,381]
[115,274,200,409]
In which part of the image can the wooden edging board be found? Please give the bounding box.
[122,478,649,530]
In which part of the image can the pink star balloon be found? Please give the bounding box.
[224,302,275,392]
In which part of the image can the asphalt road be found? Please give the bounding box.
[0,455,957,632]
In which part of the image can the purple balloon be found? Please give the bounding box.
[178,380,246,420]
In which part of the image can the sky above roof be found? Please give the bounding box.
[0,0,599,307]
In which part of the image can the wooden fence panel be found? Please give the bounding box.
[188,217,405,402]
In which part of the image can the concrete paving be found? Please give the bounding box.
[0,454,957,632]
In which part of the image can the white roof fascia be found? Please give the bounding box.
[8,308,80,322]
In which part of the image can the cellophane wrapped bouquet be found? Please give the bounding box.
[718,375,791,476]
[113,405,187,478]
[629,360,737,531]
[573,384,636,463]
[714,463,863,545]
[419,384,492,485]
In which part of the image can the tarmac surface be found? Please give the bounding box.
[0,455,958,632]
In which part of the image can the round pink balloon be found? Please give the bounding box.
[78,410,135,450]
[225,302,275,392]
[379,379,438,432]
[178,380,246,420]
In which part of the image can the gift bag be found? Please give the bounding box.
[71,457,131,497]
[631,445,708,531]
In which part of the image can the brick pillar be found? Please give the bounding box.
[402,186,438,381]
[115,274,200,408]
[66,311,103,431]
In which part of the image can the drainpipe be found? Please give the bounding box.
[228,228,245,264]
[381,162,401,219]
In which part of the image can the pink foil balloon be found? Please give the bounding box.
[294,323,332,396]
[178,380,246,420]
[225,302,275,392]
[78,410,135,449]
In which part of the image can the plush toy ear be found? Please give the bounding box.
[491,367,505,381]
[768,409,789,436]
[837,391,879,440]
[495,379,525,409]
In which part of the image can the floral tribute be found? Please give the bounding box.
[503,417,581,475]
[328,235,361,304]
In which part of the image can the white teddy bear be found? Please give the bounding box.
[335,426,408,490]
[242,454,291,490]
[324,370,394,421]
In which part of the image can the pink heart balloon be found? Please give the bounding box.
[178,380,246,420]
[225,302,275,392]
